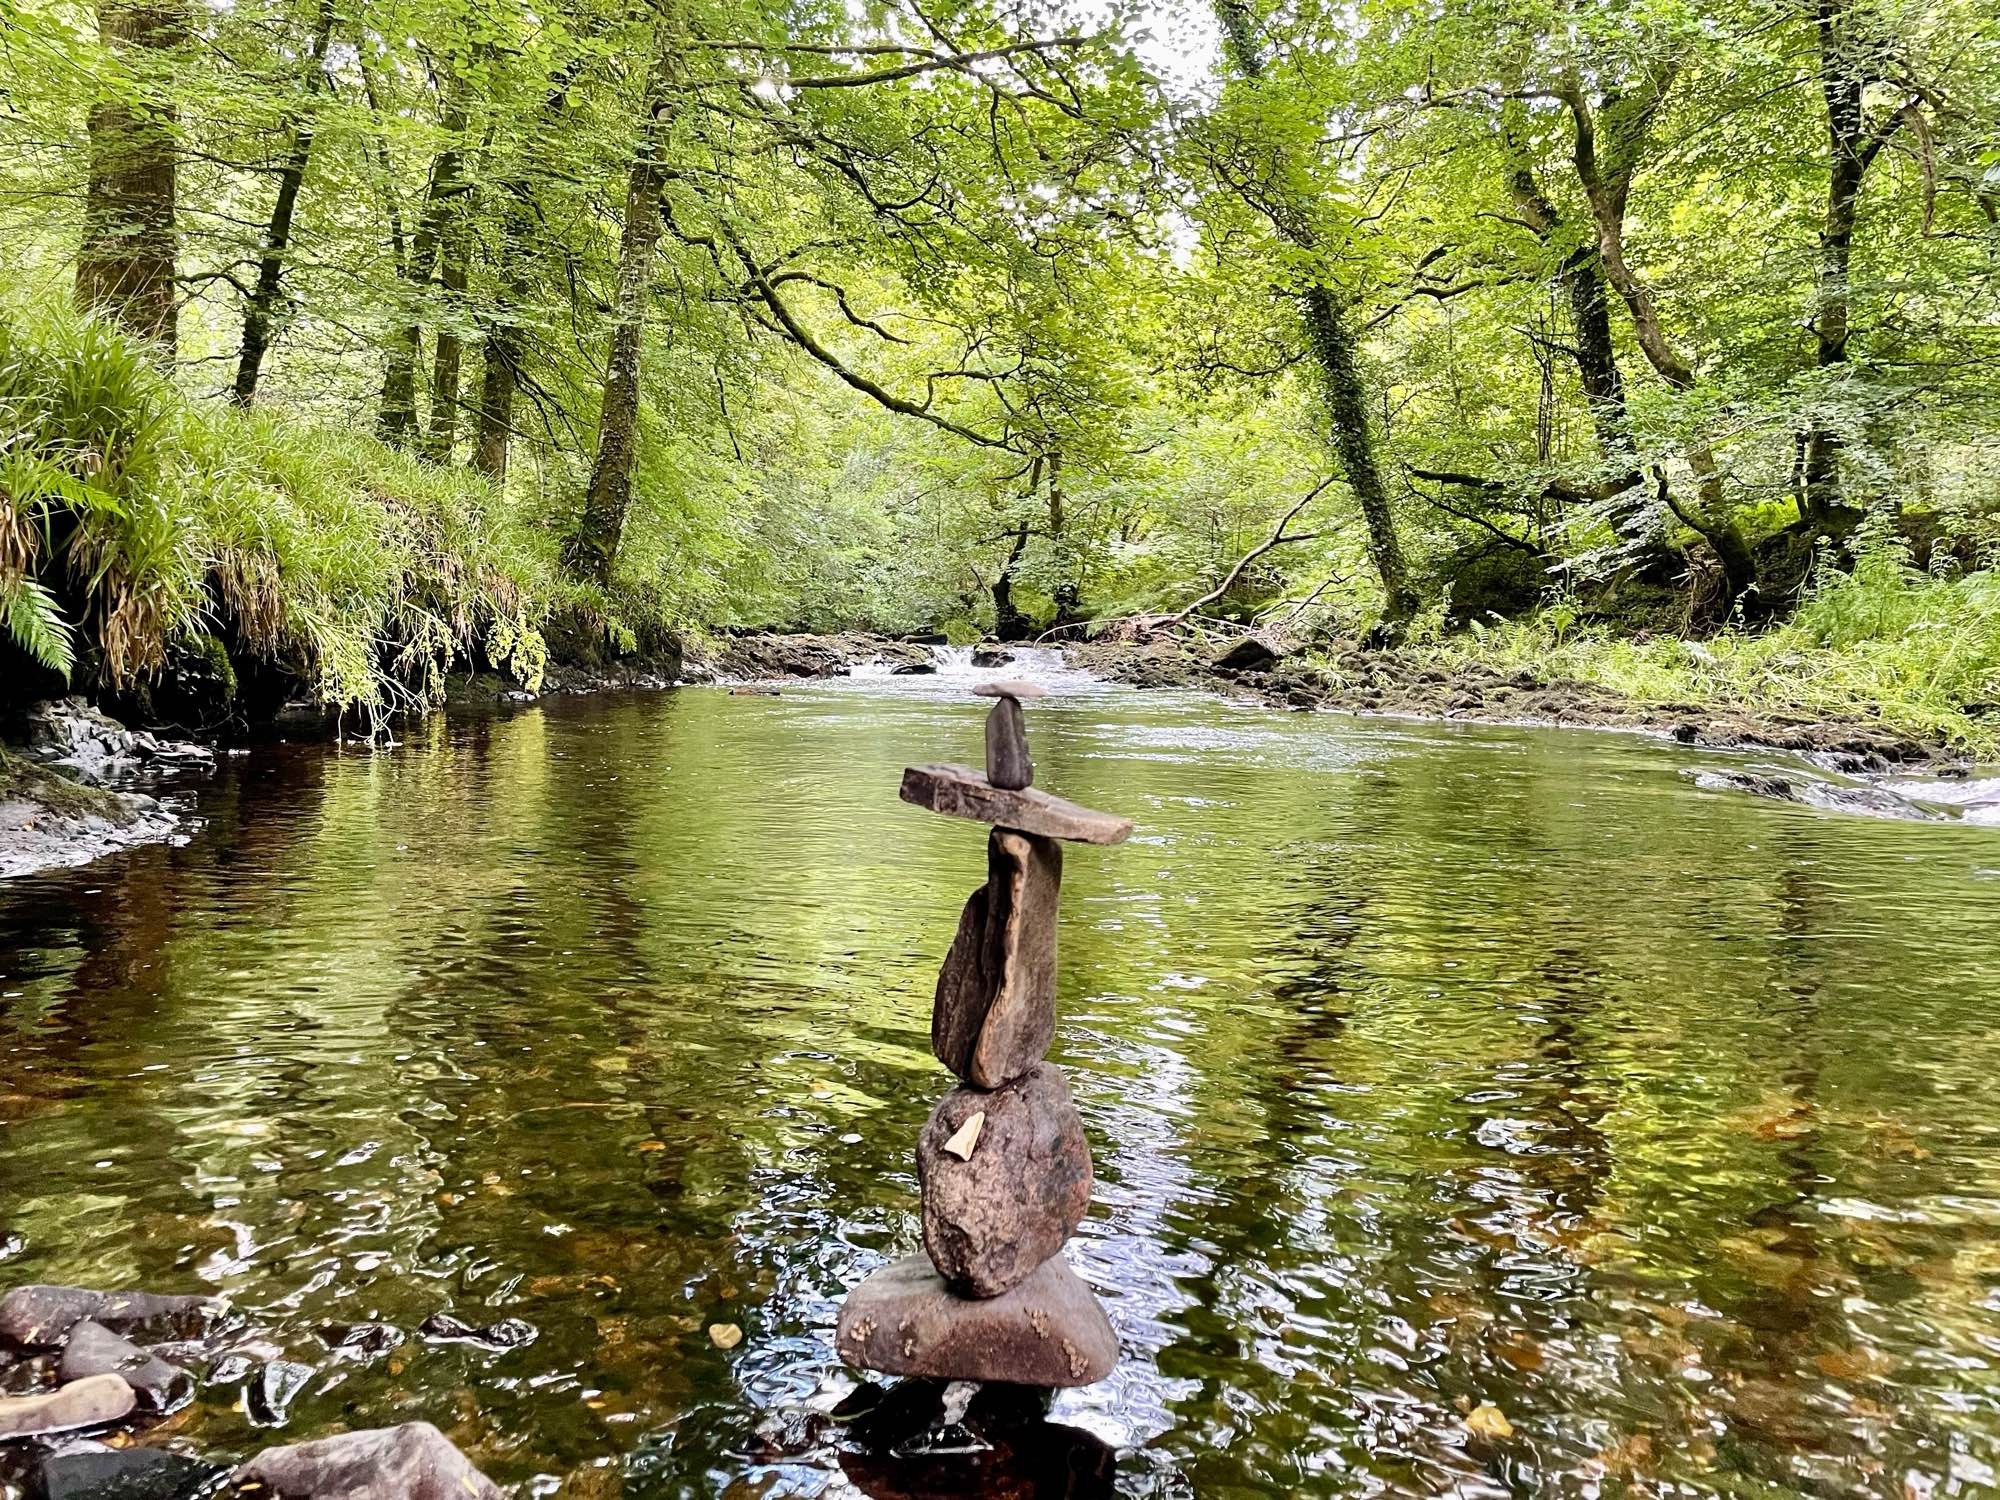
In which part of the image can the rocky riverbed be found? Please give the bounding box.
[0,1283,506,1498]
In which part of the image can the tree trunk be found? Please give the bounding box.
[1801,0,1888,533]
[471,308,520,482]
[231,0,335,404]
[472,192,531,482]
[375,74,467,448]
[1558,79,1760,611]
[1213,0,1414,634]
[1499,114,1645,529]
[422,227,467,462]
[991,525,1031,640]
[563,40,678,583]
[471,65,582,484]
[77,0,186,357]
[1046,451,1083,625]
[1301,285,1416,626]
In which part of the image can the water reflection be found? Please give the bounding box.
[2,678,2000,1496]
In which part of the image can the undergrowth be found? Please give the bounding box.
[0,301,667,722]
[1428,551,2000,757]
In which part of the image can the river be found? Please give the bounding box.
[3,658,1999,1496]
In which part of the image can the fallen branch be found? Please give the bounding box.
[1163,475,1336,627]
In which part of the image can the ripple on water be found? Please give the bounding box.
[0,685,1998,1494]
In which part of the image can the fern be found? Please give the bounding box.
[1,574,74,677]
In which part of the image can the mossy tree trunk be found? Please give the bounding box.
[564,35,679,584]
[77,0,187,358]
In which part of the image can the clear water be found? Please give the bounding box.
[3,660,2000,1497]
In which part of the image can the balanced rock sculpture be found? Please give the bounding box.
[837,680,1130,1387]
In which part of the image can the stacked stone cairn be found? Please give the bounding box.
[836,680,1130,1388]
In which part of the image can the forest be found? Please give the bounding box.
[1,0,1996,744]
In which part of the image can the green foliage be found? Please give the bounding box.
[1420,549,2000,755]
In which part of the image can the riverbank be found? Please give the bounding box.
[1066,637,1969,771]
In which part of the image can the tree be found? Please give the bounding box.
[77,0,187,354]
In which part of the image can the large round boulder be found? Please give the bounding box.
[917,1063,1091,1298]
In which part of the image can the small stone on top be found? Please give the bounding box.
[972,680,1047,700]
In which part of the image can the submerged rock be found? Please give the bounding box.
[316,1324,402,1361]
[230,1421,503,1499]
[0,1289,216,1352]
[900,765,1131,846]
[0,1376,136,1440]
[57,1323,191,1415]
[835,1379,1118,1500]
[919,1064,1091,1298]
[32,1445,226,1499]
[415,1313,536,1351]
[246,1361,315,1427]
[835,1254,1116,1387]
[932,831,1062,1089]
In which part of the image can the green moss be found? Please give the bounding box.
[0,749,133,824]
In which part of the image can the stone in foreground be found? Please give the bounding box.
[34,1445,226,1499]
[919,1063,1091,1298]
[984,696,1033,790]
[900,765,1131,846]
[58,1321,192,1415]
[0,1287,215,1351]
[230,1422,503,1500]
[932,831,1061,1088]
[0,1375,135,1439]
[835,1254,1115,1387]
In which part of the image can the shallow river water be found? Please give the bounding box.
[4,661,2000,1498]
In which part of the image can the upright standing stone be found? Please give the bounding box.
[931,830,1061,1089]
[984,696,1033,789]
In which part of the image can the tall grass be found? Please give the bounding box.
[0,301,566,719]
[1430,551,2000,756]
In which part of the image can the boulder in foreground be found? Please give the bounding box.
[230,1422,502,1500]
[835,1254,1115,1386]
[58,1321,192,1414]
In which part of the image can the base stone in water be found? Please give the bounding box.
[835,1253,1116,1387]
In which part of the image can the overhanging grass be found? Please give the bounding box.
[1420,555,2000,757]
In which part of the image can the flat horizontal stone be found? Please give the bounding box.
[835,1253,1116,1387]
[972,680,1047,700]
[0,1287,216,1351]
[920,1063,1092,1297]
[900,766,1130,846]
[0,1375,135,1439]
[932,831,1061,1088]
